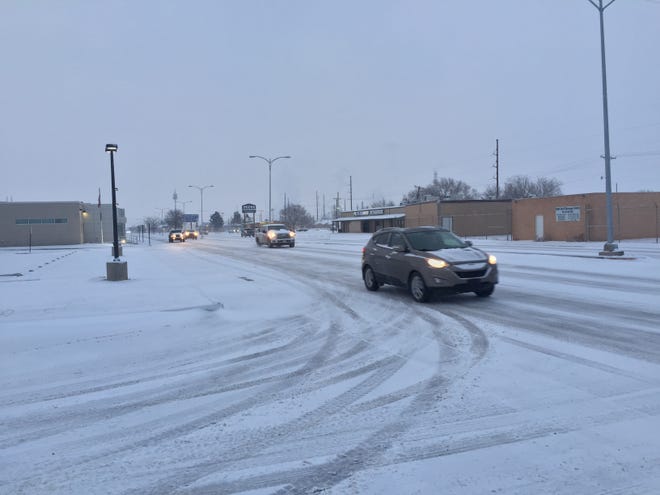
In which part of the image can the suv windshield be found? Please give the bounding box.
[267,225,286,230]
[405,230,467,251]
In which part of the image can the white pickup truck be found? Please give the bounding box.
[255,223,296,248]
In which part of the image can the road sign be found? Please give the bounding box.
[242,203,257,213]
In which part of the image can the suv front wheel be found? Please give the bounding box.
[474,283,495,298]
[409,272,430,303]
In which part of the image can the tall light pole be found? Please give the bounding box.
[249,155,291,221]
[188,184,214,233]
[105,143,128,281]
[105,144,120,260]
[586,0,622,255]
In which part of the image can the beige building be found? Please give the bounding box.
[511,192,660,242]
[0,201,126,247]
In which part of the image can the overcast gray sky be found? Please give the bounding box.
[2,0,659,225]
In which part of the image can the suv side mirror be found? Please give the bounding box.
[465,240,473,247]
[393,245,408,253]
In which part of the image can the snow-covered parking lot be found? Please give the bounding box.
[2,231,660,494]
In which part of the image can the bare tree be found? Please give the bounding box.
[369,198,395,208]
[481,184,498,200]
[165,209,184,229]
[499,175,563,199]
[143,216,161,232]
[402,176,478,204]
[280,203,314,229]
[534,177,563,197]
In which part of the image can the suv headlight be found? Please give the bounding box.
[488,254,497,265]
[289,231,296,238]
[427,258,448,269]
[267,231,276,240]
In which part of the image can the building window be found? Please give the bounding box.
[15,218,68,225]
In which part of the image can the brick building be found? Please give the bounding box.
[511,192,660,242]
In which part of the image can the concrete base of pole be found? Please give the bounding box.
[599,242,624,257]
[106,261,128,281]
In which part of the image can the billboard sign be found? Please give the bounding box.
[242,203,257,213]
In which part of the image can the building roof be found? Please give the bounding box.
[333,213,405,222]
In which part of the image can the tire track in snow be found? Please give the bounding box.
[174,313,487,495]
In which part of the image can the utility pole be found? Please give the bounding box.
[172,190,178,228]
[586,0,622,256]
[496,139,499,199]
[316,191,319,221]
[349,176,353,211]
[323,194,326,219]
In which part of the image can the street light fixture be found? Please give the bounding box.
[105,143,128,281]
[249,155,291,222]
[188,184,214,233]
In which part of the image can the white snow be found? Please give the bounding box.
[1,232,659,494]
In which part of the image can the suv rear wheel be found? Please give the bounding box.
[363,266,379,291]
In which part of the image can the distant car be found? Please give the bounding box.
[168,229,185,243]
[183,228,199,240]
[255,223,296,248]
[241,227,255,237]
[361,226,498,302]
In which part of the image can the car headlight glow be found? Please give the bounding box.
[267,231,276,240]
[488,254,497,265]
[289,231,296,238]
[427,258,448,269]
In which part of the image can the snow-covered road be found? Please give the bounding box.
[1,232,659,494]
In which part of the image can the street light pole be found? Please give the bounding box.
[586,0,622,255]
[105,144,120,260]
[188,184,214,233]
[104,143,128,281]
[249,155,291,222]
